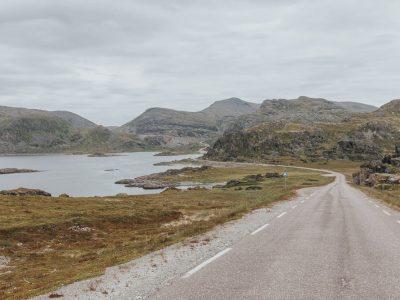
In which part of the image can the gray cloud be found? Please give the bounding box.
[0,0,399,125]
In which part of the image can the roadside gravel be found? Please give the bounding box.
[34,185,319,300]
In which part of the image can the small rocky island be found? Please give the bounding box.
[88,153,121,157]
[0,168,39,175]
[116,166,212,190]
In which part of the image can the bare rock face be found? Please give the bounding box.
[0,188,51,196]
[353,146,400,188]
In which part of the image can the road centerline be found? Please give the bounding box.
[250,223,270,235]
[277,211,287,218]
[182,248,232,279]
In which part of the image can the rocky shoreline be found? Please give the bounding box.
[115,166,212,190]
[0,188,51,196]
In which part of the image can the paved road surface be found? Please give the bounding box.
[152,172,400,299]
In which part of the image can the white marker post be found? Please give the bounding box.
[283,171,288,190]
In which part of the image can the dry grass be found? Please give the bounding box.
[0,165,332,299]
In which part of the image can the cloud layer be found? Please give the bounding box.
[0,0,399,125]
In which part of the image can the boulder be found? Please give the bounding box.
[388,176,400,184]
[265,172,283,178]
[161,187,180,193]
[116,193,129,197]
[245,186,262,190]
[374,173,392,183]
[243,174,264,181]
[224,180,242,188]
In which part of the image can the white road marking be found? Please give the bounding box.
[292,205,297,209]
[374,204,380,208]
[251,223,270,235]
[383,210,391,216]
[300,200,305,204]
[277,212,287,218]
[368,200,373,203]
[182,248,232,279]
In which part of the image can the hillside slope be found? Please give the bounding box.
[206,99,400,162]
[0,106,156,154]
[0,106,96,129]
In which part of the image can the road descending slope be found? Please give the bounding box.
[153,172,400,299]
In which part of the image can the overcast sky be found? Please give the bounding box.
[0,0,400,125]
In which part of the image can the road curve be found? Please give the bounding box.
[152,172,400,299]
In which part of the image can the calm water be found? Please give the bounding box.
[0,152,201,197]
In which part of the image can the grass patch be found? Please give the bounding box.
[0,165,332,299]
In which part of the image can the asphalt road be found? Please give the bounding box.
[152,172,400,299]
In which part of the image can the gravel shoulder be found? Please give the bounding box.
[34,183,323,300]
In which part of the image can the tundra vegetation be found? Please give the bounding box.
[0,164,332,299]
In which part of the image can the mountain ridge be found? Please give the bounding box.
[206,98,400,163]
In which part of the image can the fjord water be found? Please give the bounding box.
[0,152,201,197]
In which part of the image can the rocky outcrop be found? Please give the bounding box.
[353,147,400,189]
[206,105,400,162]
[0,188,51,196]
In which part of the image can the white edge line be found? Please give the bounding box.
[292,205,297,209]
[374,204,380,208]
[251,223,270,235]
[300,200,305,203]
[182,248,232,279]
[368,200,373,203]
[277,211,287,218]
[383,210,391,216]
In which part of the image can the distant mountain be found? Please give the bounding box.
[0,97,383,154]
[0,105,156,154]
[120,97,261,146]
[206,98,400,162]
[0,106,96,129]
[200,97,260,118]
[229,96,357,130]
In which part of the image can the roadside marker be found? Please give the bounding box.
[182,248,232,279]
